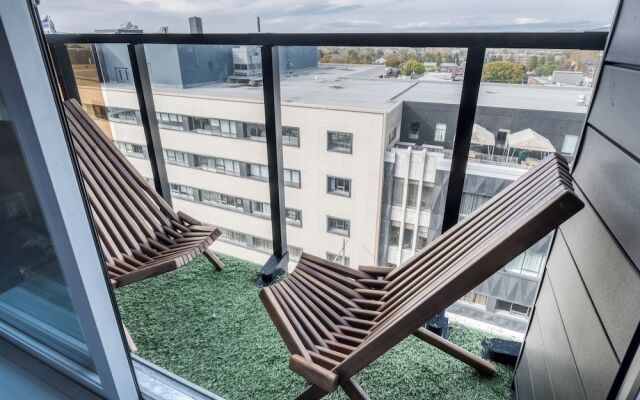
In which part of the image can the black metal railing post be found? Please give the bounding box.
[49,44,81,103]
[441,45,486,233]
[127,43,172,206]
[259,44,289,284]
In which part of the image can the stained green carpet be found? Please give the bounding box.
[115,255,512,400]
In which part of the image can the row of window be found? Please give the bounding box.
[218,227,303,260]
[388,224,430,250]
[169,183,302,226]
[461,293,531,318]
[163,148,302,188]
[391,177,434,210]
[101,105,301,147]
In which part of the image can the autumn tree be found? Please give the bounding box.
[385,54,403,67]
[481,61,526,83]
[527,55,539,71]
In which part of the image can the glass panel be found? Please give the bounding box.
[0,89,96,372]
[449,47,603,334]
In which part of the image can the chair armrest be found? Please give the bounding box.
[289,354,339,392]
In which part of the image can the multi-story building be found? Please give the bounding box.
[78,45,593,336]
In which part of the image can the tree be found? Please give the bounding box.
[535,61,563,77]
[385,54,403,67]
[481,61,526,83]
[527,55,539,71]
[400,59,426,76]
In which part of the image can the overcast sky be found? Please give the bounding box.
[38,0,617,34]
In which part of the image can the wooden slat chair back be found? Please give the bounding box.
[64,99,224,287]
[260,154,584,399]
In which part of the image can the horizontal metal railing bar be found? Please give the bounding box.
[46,31,607,50]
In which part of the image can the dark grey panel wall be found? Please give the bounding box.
[516,0,640,399]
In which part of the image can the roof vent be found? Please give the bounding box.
[576,94,587,106]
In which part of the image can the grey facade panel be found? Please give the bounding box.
[605,0,640,66]
[515,349,534,400]
[526,315,555,400]
[278,46,318,72]
[573,128,640,267]
[588,66,640,160]
[536,278,587,400]
[472,269,540,307]
[399,101,586,154]
[546,235,619,400]
[145,44,183,86]
[560,189,640,360]
[177,45,233,87]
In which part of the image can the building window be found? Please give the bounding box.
[283,127,300,147]
[164,149,189,167]
[248,163,269,180]
[327,131,353,154]
[107,107,138,124]
[462,292,488,308]
[416,232,429,250]
[420,184,434,211]
[496,129,510,148]
[214,158,241,175]
[389,225,400,247]
[406,180,419,209]
[326,252,350,267]
[114,67,129,82]
[402,228,414,250]
[495,299,531,318]
[561,134,579,154]
[156,112,183,130]
[286,209,302,227]
[220,228,247,245]
[284,169,301,188]
[388,127,398,144]
[409,122,419,139]
[170,183,195,201]
[327,176,351,197]
[434,123,446,142]
[392,177,404,206]
[250,201,270,217]
[459,192,492,216]
[115,141,145,158]
[91,104,108,120]
[188,116,212,133]
[327,216,350,237]
[252,237,272,252]
[247,124,266,141]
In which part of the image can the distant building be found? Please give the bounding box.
[95,21,143,34]
[41,15,55,34]
[189,16,203,34]
[552,71,584,86]
[528,76,551,85]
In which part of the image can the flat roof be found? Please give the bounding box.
[109,64,592,114]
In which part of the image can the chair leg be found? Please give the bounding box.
[203,249,224,271]
[294,384,330,400]
[122,324,138,353]
[341,379,370,400]
[414,327,496,375]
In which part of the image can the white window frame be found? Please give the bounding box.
[561,134,579,154]
[434,123,446,142]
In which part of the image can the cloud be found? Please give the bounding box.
[38,0,617,34]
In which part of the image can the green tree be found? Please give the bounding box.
[535,61,563,76]
[481,61,526,83]
[527,55,539,71]
[400,59,426,76]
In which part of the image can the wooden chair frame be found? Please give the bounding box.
[64,100,224,288]
[260,154,584,399]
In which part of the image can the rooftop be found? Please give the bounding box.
[115,254,513,399]
[103,64,592,114]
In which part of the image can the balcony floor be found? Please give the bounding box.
[116,255,513,399]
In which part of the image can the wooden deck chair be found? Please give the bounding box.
[260,154,584,399]
[63,99,224,288]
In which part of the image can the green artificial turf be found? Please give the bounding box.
[115,255,513,400]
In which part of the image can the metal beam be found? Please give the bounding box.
[48,44,81,103]
[441,45,486,233]
[45,32,607,50]
[259,44,288,284]
[127,44,172,206]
